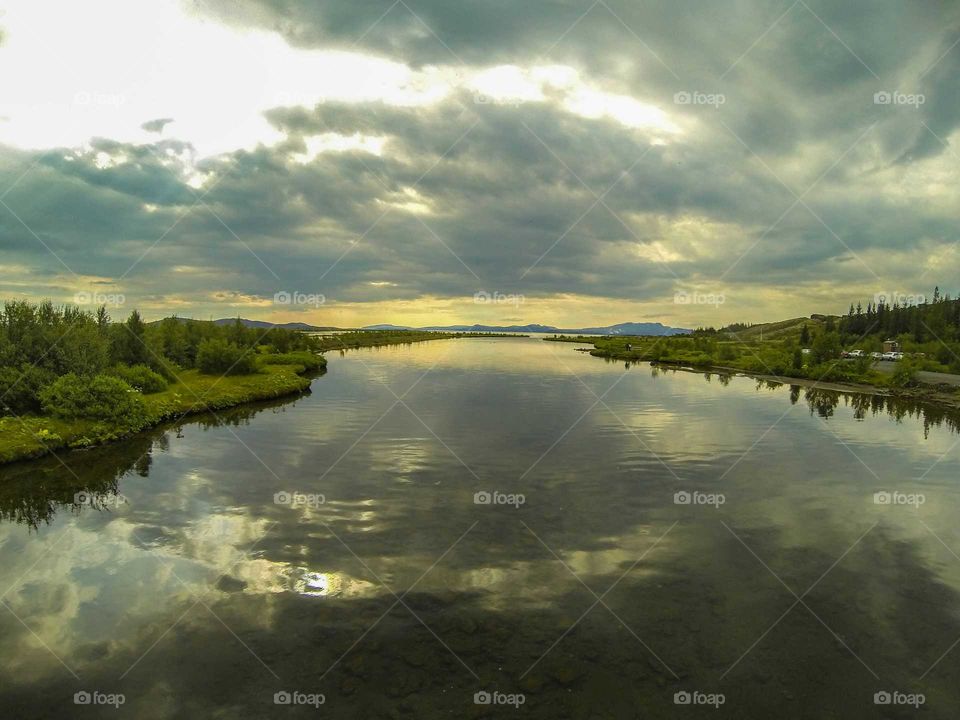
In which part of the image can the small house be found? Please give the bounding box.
[882,339,900,353]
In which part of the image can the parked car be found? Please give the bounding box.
[849,350,865,358]
[870,352,883,359]
[881,352,898,361]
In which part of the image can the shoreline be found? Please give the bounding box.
[617,356,960,411]
[0,363,317,467]
[546,336,960,412]
[0,333,521,467]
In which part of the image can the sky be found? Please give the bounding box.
[0,0,957,328]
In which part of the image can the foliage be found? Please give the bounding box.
[0,365,57,415]
[890,358,919,388]
[108,364,168,394]
[196,338,259,375]
[263,351,326,372]
[40,373,146,424]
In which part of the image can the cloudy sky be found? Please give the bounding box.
[0,0,957,328]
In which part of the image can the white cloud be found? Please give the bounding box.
[0,2,681,159]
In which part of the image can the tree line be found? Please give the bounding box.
[0,300,319,418]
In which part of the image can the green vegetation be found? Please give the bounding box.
[0,300,327,464]
[0,365,313,465]
[0,303,525,465]
[107,364,168,394]
[41,373,147,424]
[837,288,960,373]
[196,337,260,375]
[547,288,960,394]
[261,351,326,372]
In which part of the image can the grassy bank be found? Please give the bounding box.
[545,334,960,400]
[0,360,319,465]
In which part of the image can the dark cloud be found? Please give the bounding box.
[141,118,175,134]
[3,1,958,321]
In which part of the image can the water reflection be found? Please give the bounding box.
[2,338,960,718]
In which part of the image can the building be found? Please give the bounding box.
[882,339,900,353]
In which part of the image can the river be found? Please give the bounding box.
[2,336,960,718]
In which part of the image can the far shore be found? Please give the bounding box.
[614,356,960,412]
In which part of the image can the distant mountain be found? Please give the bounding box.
[149,317,338,331]
[211,318,336,331]
[363,321,691,336]
[567,322,691,336]
[150,317,688,336]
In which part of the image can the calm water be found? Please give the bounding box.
[3,337,960,718]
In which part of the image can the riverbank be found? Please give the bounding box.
[0,332,526,466]
[0,362,318,465]
[547,335,960,411]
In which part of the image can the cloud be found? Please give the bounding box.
[141,118,174,134]
[0,0,957,325]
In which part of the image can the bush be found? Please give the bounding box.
[40,373,146,424]
[0,365,57,415]
[196,339,259,376]
[263,351,326,372]
[108,364,168,394]
[890,358,919,388]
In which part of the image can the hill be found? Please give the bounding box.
[365,321,691,336]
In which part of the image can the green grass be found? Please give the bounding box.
[726,316,827,341]
[0,362,316,465]
[551,334,897,386]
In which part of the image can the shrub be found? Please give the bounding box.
[0,365,57,415]
[263,351,326,372]
[108,364,168,394]
[196,339,259,375]
[890,358,919,388]
[40,373,146,424]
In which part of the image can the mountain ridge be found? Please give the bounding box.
[364,321,692,336]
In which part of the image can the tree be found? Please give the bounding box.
[196,338,259,375]
[792,348,804,370]
[112,310,151,367]
[799,324,810,346]
[812,331,841,364]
